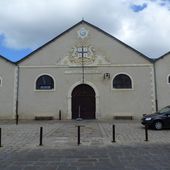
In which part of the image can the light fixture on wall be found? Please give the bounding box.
[104,73,110,79]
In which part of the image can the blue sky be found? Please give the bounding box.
[130,3,148,12]
[0,35,31,61]
[0,0,170,62]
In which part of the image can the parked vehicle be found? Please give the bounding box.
[141,106,170,130]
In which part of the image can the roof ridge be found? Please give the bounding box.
[14,20,153,63]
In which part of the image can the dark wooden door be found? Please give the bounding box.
[72,84,96,119]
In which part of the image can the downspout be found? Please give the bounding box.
[153,61,158,112]
[16,65,20,123]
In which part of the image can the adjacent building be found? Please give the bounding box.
[0,56,16,119]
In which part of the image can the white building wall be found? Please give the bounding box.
[0,58,16,119]
[18,65,154,119]
[155,54,170,110]
[17,21,155,119]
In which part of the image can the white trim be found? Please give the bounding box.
[111,72,134,91]
[67,81,100,119]
[13,67,18,118]
[64,70,102,74]
[167,74,170,84]
[19,64,153,68]
[34,73,56,92]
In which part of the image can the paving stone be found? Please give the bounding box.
[0,120,170,169]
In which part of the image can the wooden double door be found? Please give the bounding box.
[72,84,96,119]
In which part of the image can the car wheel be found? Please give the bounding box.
[154,121,163,130]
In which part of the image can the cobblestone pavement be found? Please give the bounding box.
[0,120,170,169]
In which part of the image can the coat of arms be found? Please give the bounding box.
[69,46,96,65]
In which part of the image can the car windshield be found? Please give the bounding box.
[159,106,170,114]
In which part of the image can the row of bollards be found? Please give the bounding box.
[76,124,148,145]
[110,124,149,143]
[75,124,149,145]
[39,124,149,146]
[0,124,149,148]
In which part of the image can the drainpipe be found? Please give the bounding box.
[153,61,158,112]
[16,65,20,123]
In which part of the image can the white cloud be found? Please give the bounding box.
[0,0,170,58]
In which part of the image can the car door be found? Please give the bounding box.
[165,113,170,127]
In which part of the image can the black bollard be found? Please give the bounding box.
[0,128,2,147]
[39,127,43,146]
[145,125,149,141]
[77,125,81,145]
[16,114,19,125]
[112,124,116,143]
[59,110,61,120]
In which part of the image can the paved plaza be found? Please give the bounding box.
[0,120,170,169]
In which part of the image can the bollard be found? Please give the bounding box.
[39,127,43,146]
[77,125,81,145]
[0,128,2,147]
[112,124,116,143]
[59,110,61,120]
[16,114,19,125]
[145,125,149,141]
[75,125,84,145]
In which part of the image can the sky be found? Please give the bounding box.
[0,0,170,62]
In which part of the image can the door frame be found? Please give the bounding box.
[72,84,96,119]
[67,81,100,119]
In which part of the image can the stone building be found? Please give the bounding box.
[0,20,167,120]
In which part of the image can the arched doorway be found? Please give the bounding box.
[72,84,96,119]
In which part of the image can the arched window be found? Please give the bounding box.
[36,75,54,90]
[113,74,132,89]
[168,75,170,84]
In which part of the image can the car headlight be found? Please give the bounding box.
[145,117,152,121]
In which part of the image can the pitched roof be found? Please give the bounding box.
[154,51,170,62]
[16,20,153,64]
[0,54,15,65]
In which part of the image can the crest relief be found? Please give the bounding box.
[77,27,89,39]
[68,46,96,65]
[56,27,111,66]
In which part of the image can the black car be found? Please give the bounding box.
[141,106,170,130]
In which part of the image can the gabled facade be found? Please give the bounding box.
[154,52,170,110]
[15,20,155,119]
[0,55,16,119]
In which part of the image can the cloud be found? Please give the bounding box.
[0,0,170,59]
[116,1,170,58]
